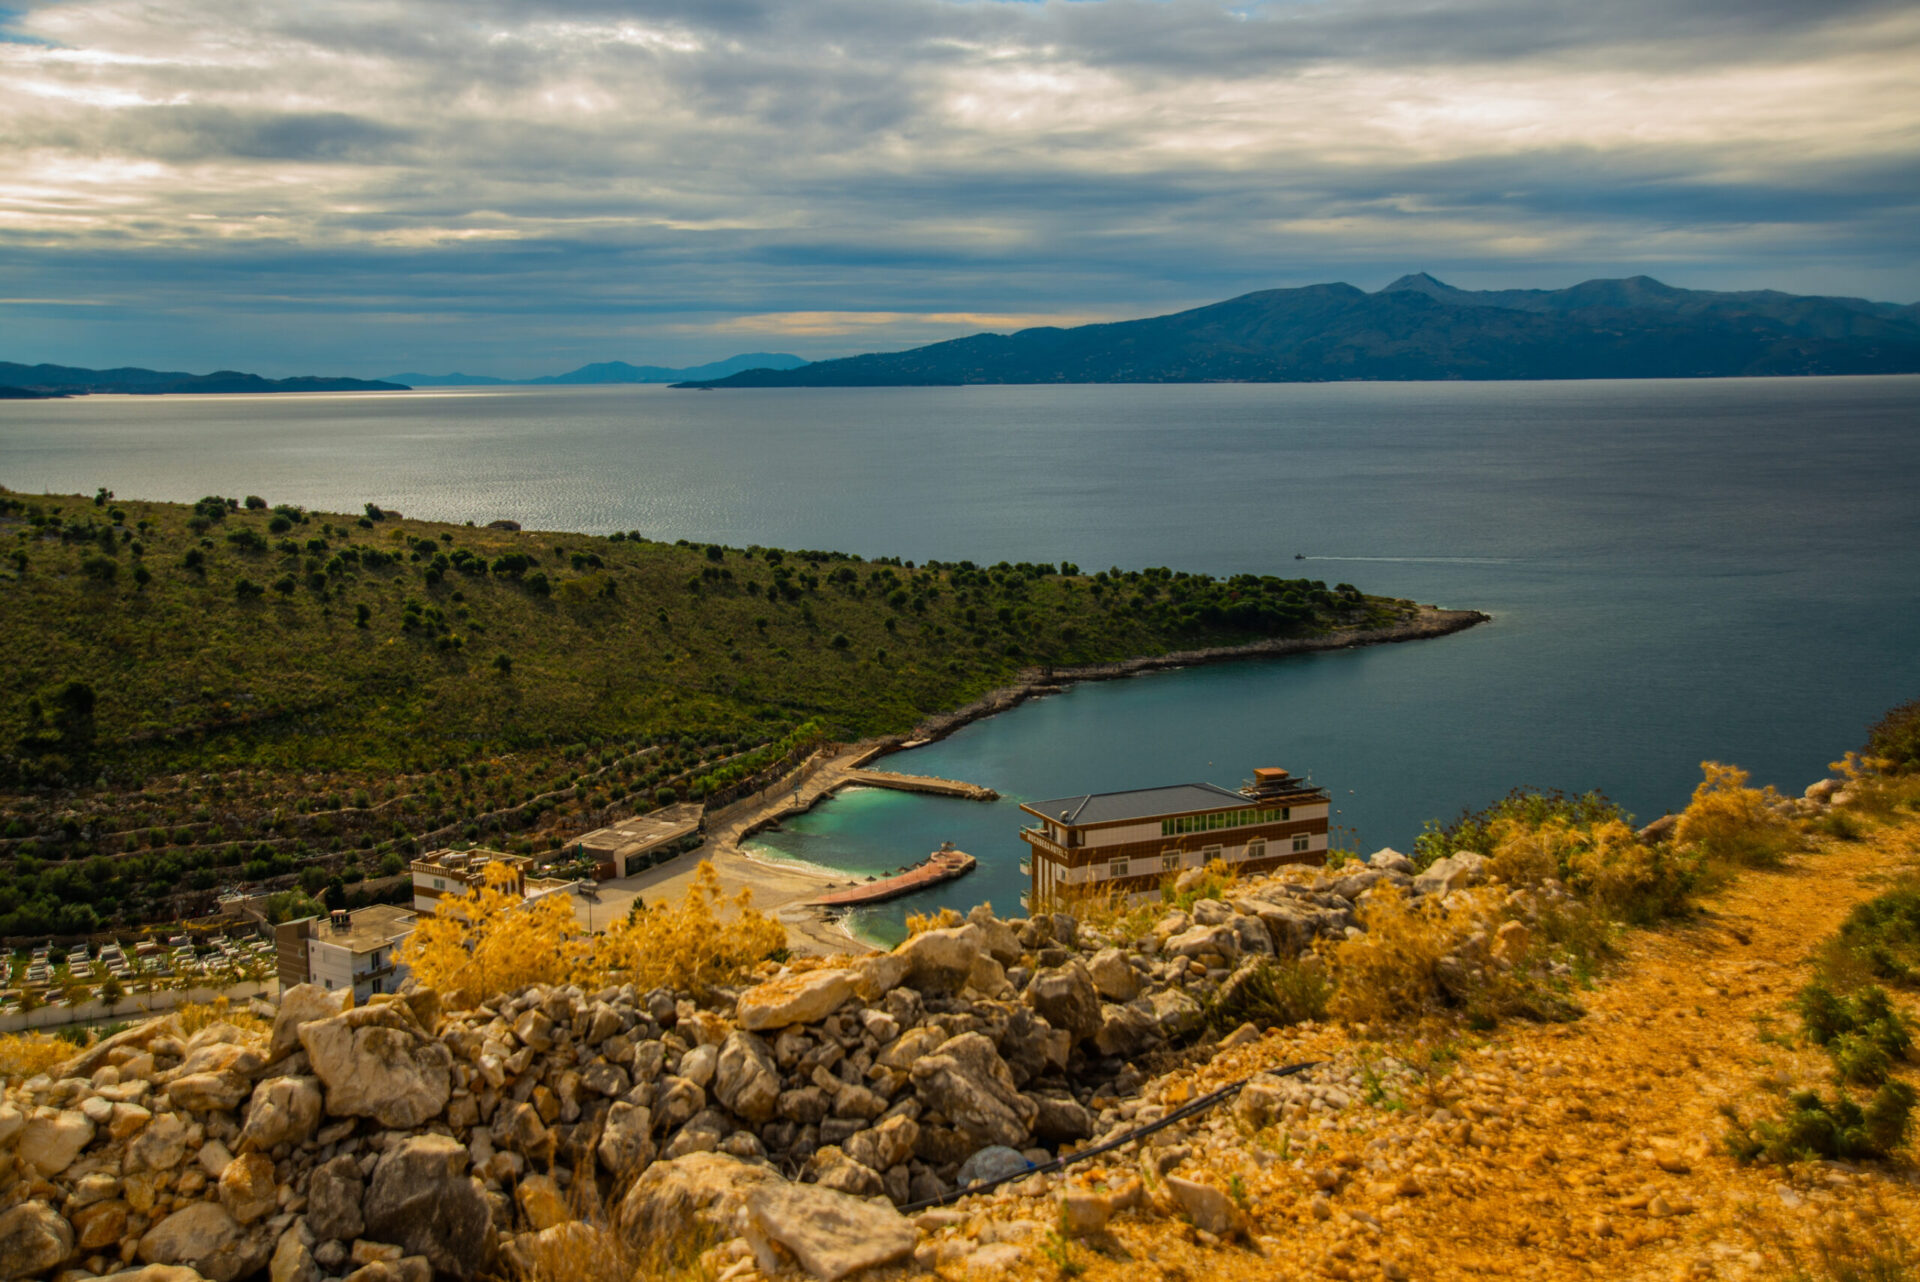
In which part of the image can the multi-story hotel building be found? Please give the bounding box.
[1019,767,1331,906]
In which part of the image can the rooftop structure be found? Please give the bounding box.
[273,903,418,1003]
[1019,766,1331,906]
[569,804,703,879]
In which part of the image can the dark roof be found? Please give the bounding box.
[1024,783,1253,826]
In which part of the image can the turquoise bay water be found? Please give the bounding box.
[5,378,1918,943]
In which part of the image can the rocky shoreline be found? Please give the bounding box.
[886,606,1489,753]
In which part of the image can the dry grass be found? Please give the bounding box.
[175,996,271,1036]
[0,1032,76,1084]
[1326,886,1460,1025]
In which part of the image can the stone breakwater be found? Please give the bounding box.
[0,847,1540,1282]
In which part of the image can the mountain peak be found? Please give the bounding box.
[1380,272,1455,294]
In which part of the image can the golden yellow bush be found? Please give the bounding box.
[1674,761,1800,867]
[1327,886,1457,1025]
[0,1033,76,1084]
[903,906,963,936]
[1489,816,1699,923]
[402,861,592,1008]
[591,862,785,996]
[176,997,271,1036]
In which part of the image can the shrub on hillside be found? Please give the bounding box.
[1673,761,1801,867]
[1488,816,1699,924]
[1867,697,1920,775]
[1414,788,1626,870]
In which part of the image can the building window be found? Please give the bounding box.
[433,878,446,890]
[324,979,334,989]
[1202,844,1222,865]
[1110,858,1128,879]
[1293,833,1310,853]
[1247,839,1266,861]
[1162,853,1181,873]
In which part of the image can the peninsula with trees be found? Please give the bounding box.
[0,486,1478,939]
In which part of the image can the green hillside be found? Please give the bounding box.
[0,486,1418,936]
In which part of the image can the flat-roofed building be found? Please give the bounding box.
[570,803,703,879]
[1019,766,1330,906]
[411,848,584,917]
[273,904,417,1003]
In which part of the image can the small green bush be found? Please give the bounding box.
[1725,1081,1915,1164]
[1868,697,1920,775]
[1208,957,1330,1031]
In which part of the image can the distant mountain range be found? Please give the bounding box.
[0,362,406,396]
[387,352,806,386]
[675,276,1920,387]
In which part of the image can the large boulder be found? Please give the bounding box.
[1165,922,1240,961]
[745,1181,916,1281]
[362,1134,494,1280]
[126,1112,191,1172]
[166,1072,253,1113]
[238,1076,323,1151]
[304,1154,364,1243]
[0,1201,72,1280]
[909,1033,1036,1151]
[1024,960,1100,1046]
[138,1203,271,1282]
[616,1152,782,1245]
[1093,1002,1162,1059]
[299,1005,452,1129]
[217,1153,278,1226]
[712,1032,781,1124]
[736,970,857,1031]
[897,925,980,994]
[1086,949,1143,1002]
[1414,852,1487,896]
[843,1113,919,1173]
[596,1102,655,1180]
[17,1109,93,1176]
[1148,988,1205,1041]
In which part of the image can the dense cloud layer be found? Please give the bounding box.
[1,0,1916,374]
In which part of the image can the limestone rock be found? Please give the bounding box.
[1093,1002,1161,1059]
[514,1173,568,1232]
[72,1197,129,1252]
[596,1101,655,1180]
[746,1181,916,1281]
[713,1032,782,1125]
[1024,960,1100,1046]
[138,1203,271,1282]
[126,1112,191,1173]
[363,1134,494,1280]
[1164,1175,1243,1238]
[1058,1190,1112,1236]
[1165,922,1241,960]
[217,1152,278,1225]
[1369,847,1416,874]
[269,1226,317,1282]
[1026,1094,1094,1144]
[305,1154,366,1243]
[616,1152,781,1245]
[1147,988,1205,1040]
[910,1034,1036,1151]
[1086,949,1143,1002]
[238,1076,323,1151]
[737,970,857,1031]
[0,1201,72,1280]
[1414,852,1487,896]
[300,1006,452,1129]
[17,1109,93,1176]
[166,1072,252,1113]
[897,925,981,995]
[809,1146,884,1197]
[844,1113,919,1172]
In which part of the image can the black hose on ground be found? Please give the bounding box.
[897,1057,1322,1214]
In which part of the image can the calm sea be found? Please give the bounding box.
[5,378,1918,943]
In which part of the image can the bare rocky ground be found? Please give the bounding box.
[0,783,1910,1282]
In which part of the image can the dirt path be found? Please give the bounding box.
[1004,814,1920,1282]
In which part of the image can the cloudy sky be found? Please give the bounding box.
[3,0,1917,377]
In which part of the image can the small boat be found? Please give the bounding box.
[1294,553,1305,560]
